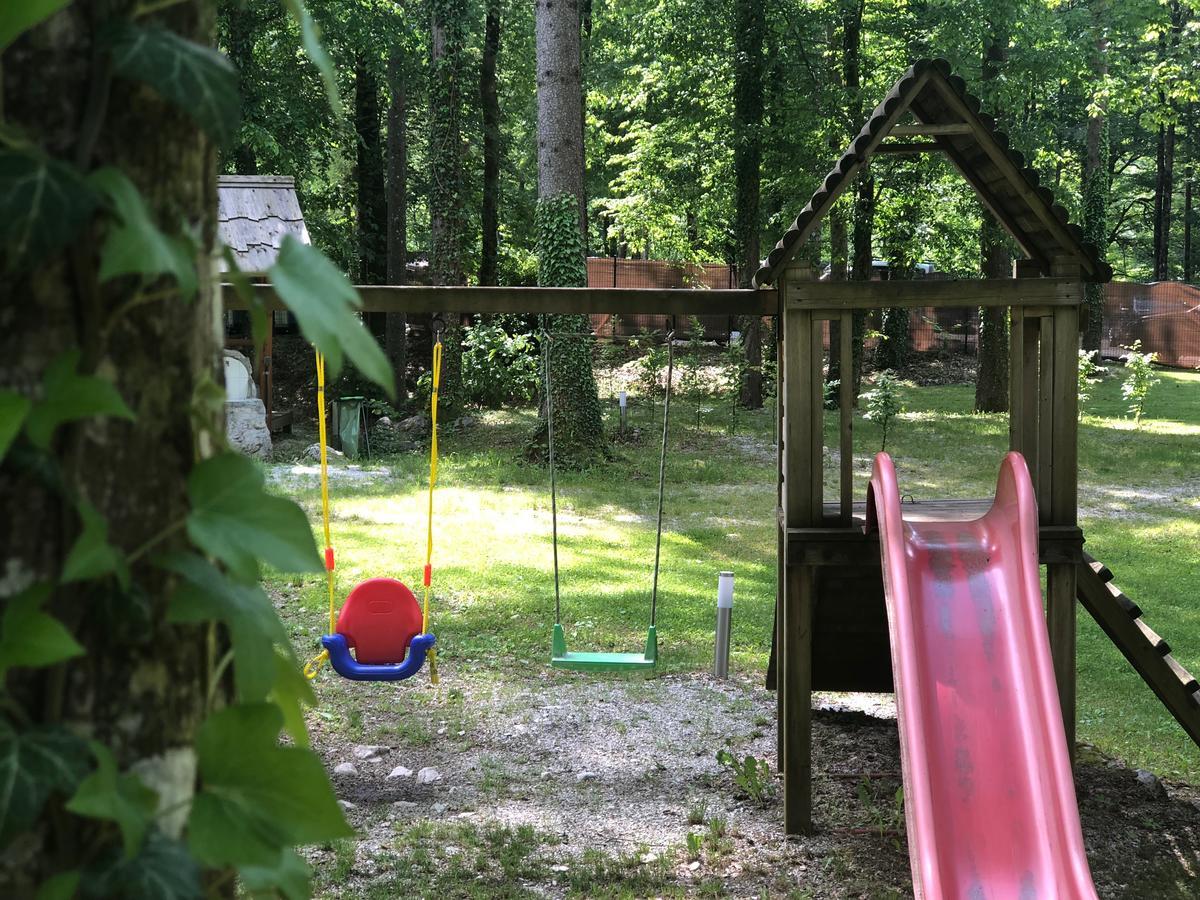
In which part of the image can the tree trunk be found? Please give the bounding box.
[1080,2,1109,350]
[479,0,501,286]
[0,4,219,889]
[1154,123,1176,280]
[975,26,1010,413]
[532,0,605,466]
[430,0,469,408]
[386,44,408,391]
[734,0,765,408]
[844,0,869,393]
[356,53,387,285]
[225,0,257,174]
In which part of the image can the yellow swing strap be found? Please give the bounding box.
[422,338,442,684]
[304,350,337,679]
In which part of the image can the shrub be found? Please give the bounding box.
[629,329,668,399]
[715,749,773,806]
[1077,349,1100,415]
[862,370,904,451]
[460,321,541,408]
[1121,340,1159,426]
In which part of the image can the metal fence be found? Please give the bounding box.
[1099,282,1200,368]
[586,257,739,340]
[587,258,1200,369]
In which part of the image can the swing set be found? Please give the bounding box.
[302,323,676,683]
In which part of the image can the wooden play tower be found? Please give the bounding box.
[756,58,1200,835]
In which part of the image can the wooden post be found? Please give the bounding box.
[809,320,824,524]
[1046,262,1082,759]
[838,311,854,522]
[780,263,817,835]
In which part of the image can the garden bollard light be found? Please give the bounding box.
[619,390,628,436]
[714,571,734,678]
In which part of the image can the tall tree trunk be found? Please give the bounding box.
[1081,1,1109,350]
[386,44,408,390]
[734,0,765,408]
[1154,123,1177,280]
[479,0,501,286]
[1184,101,1195,282]
[532,0,605,466]
[225,0,257,174]
[1,4,220,889]
[826,15,849,394]
[975,25,1010,413]
[356,53,387,285]
[430,0,468,407]
[844,0,870,393]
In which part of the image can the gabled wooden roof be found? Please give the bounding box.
[753,59,1112,288]
[217,175,310,273]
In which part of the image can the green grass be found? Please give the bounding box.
[271,365,1200,780]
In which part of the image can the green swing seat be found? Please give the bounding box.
[541,330,675,675]
[550,624,658,672]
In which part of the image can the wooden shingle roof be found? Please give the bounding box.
[753,59,1112,288]
[217,175,310,273]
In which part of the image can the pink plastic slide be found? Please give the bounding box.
[865,452,1098,899]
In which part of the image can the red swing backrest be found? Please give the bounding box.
[335,578,424,665]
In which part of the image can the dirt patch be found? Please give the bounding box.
[304,669,1200,898]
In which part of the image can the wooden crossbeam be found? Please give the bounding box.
[892,123,972,136]
[785,277,1081,310]
[221,283,778,317]
[875,141,943,154]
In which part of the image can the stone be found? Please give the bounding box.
[338,799,357,810]
[416,767,442,784]
[575,771,597,782]
[226,399,271,459]
[353,745,385,761]
[432,802,448,815]
[223,349,257,400]
[398,414,429,435]
[688,861,701,871]
[305,443,346,463]
[333,762,357,776]
[377,416,392,427]
[386,766,414,780]
[1135,769,1167,799]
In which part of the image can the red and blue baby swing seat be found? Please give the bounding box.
[320,577,435,682]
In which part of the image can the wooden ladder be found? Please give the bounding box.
[1076,553,1200,746]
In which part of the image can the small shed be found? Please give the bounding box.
[217,174,309,432]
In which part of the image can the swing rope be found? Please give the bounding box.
[422,334,442,684]
[304,349,338,679]
[544,325,674,631]
[303,332,443,683]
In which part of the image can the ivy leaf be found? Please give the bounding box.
[0,150,96,271]
[82,829,202,900]
[162,552,288,701]
[0,585,84,681]
[103,22,239,146]
[66,742,158,858]
[269,235,394,397]
[62,500,129,587]
[269,648,315,748]
[186,452,323,583]
[0,390,31,464]
[239,847,311,900]
[0,718,91,847]
[35,871,80,900]
[90,168,196,299]
[188,703,351,868]
[24,350,135,449]
[0,0,70,52]
[282,0,342,116]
